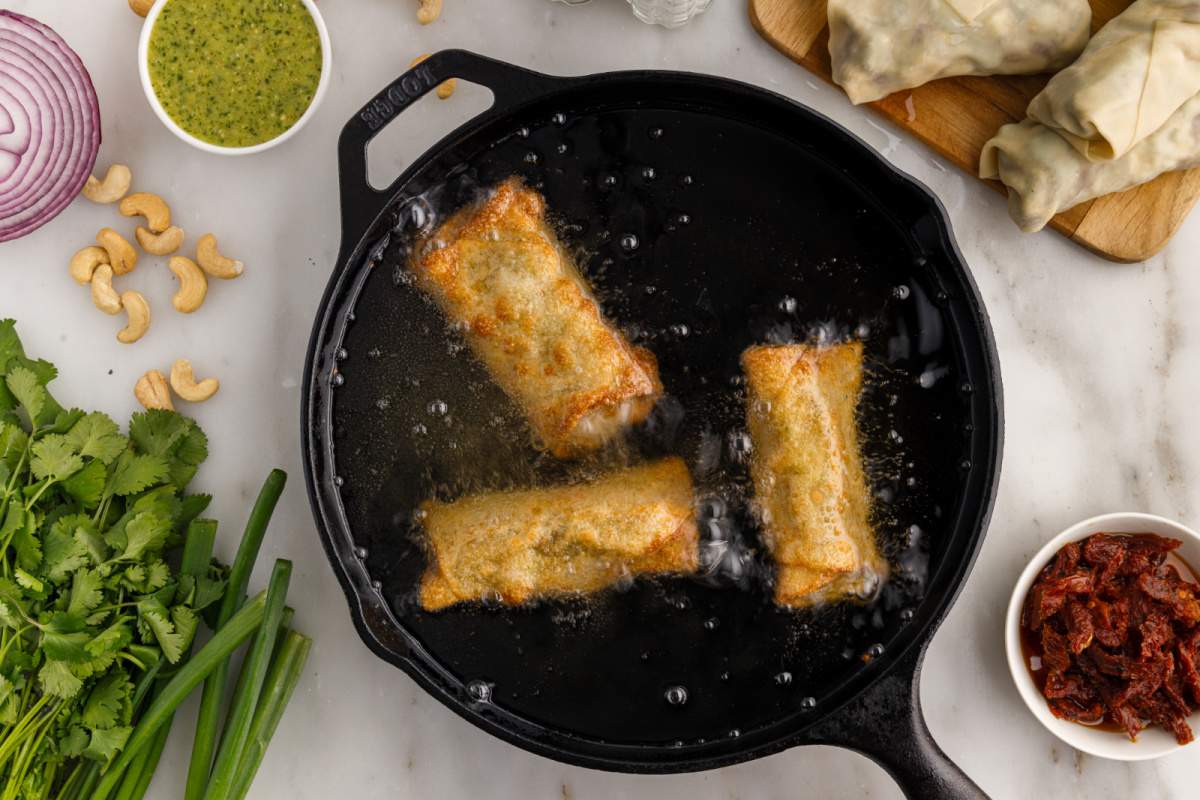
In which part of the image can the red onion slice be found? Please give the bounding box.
[0,11,99,243]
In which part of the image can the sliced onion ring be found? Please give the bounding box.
[0,11,100,243]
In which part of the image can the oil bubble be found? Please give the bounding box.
[703,617,720,631]
[412,423,428,436]
[893,285,911,300]
[664,686,688,705]
[551,112,567,125]
[523,151,540,165]
[800,696,817,711]
[649,127,664,140]
[774,671,793,687]
[728,729,741,738]
[427,400,449,416]
[467,680,493,703]
[331,373,345,388]
[556,143,570,155]
[333,475,345,488]
[620,234,640,252]
[680,174,693,186]
[642,166,657,180]
[336,347,349,361]
[779,296,798,313]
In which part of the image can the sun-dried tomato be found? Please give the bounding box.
[1021,533,1200,745]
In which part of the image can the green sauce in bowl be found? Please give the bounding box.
[147,0,323,148]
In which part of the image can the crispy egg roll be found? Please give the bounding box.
[743,343,886,608]
[410,178,663,458]
[418,458,699,611]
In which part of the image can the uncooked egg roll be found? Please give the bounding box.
[418,458,699,611]
[410,177,663,458]
[742,342,885,607]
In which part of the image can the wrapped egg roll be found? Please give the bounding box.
[828,0,1092,105]
[411,178,662,458]
[981,92,1200,232]
[742,342,885,607]
[418,458,699,611]
[1026,0,1200,161]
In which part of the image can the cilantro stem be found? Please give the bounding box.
[184,469,285,800]
[90,589,269,800]
[202,559,292,800]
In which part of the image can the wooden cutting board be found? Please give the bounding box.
[748,0,1200,263]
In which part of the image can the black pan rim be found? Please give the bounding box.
[301,53,1005,774]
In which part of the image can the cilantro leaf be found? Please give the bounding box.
[82,671,130,729]
[13,568,42,594]
[38,659,82,699]
[62,459,106,507]
[41,630,91,663]
[65,413,126,465]
[121,513,171,562]
[6,367,45,425]
[128,411,191,458]
[170,606,199,654]
[43,516,92,584]
[83,725,131,764]
[30,434,83,483]
[137,600,184,663]
[68,569,104,617]
[10,510,41,573]
[143,560,170,592]
[107,451,169,498]
[59,726,88,757]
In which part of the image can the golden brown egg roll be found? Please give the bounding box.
[742,342,886,607]
[418,458,699,611]
[410,178,663,458]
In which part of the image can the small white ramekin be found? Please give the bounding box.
[137,0,332,156]
[1005,512,1200,761]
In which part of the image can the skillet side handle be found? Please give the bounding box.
[806,639,990,800]
[336,49,566,252]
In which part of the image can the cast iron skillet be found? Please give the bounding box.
[302,50,1004,799]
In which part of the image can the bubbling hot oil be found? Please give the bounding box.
[331,105,970,743]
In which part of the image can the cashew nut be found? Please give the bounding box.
[90,265,123,315]
[97,228,138,276]
[128,0,154,17]
[168,256,208,313]
[136,225,185,256]
[410,54,456,99]
[134,370,173,410]
[69,245,109,285]
[169,359,220,403]
[81,165,132,204]
[119,192,171,234]
[117,291,150,344]
[195,234,244,279]
[416,0,442,24]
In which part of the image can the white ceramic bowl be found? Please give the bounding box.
[137,0,332,155]
[1005,512,1200,761]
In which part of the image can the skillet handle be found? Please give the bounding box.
[806,639,990,800]
[336,49,566,251]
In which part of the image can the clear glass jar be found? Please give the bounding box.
[548,0,712,28]
[627,0,712,27]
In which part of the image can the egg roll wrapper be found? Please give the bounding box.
[828,0,1091,105]
[419,458,699,611]
[1026,0,1200,162]
[410,177,662,458]
[743,343,885,607]
[981,91,1200,232]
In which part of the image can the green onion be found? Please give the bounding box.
[184,470,285,800]
[230,630,311,800]
[90,590,269,800]
[202,559,292,800]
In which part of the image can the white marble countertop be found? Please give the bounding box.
[3,1,1199,798]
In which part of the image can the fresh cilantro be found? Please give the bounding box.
[0,320,228,795]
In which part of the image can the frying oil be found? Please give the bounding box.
[329,104,976,745]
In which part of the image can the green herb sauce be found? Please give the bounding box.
[148,0,322,148]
